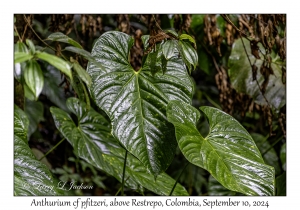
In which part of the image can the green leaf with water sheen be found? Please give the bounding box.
[14,105,61,195]
[24,60,44,100]
[228,38,286,109]
[162,40,177,60]
[167,100,275,196]
[48,32,82,49]
[178,40,198,73]
[87,31,194,176]
[36,51,72,80]
[50,97,188,196]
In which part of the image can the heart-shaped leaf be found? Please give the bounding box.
[228,38,286,109]
[87,31,194,176]
[167,100,275,196]
[24,60,44,100]
[50,98,188,196]
[14,105,61,195]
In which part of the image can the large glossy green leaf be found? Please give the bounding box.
[167,100,275,196]
[36,51,72,80]
[14,105,61,195]
[47,32,82,49]
[87,31,194,176]
[24,60,44,100]
[228,38,286,109]
[50,97,188,196]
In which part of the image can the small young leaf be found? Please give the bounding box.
[70,58,92,87]
[14,52,33,64]
[36,51,72,80]
[24,60,44,100]
[64,46,105,70]
[162,40,177,60]
[47,32,83,49]
[179,34,196,48]
[26,39,36,54]
[167,100,275,196]
[178,40,198,73]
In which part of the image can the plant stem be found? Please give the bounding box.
[39,138,65,161]
[121,150,128,196]
[169,162,189,196]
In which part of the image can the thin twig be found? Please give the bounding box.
[14,25,22,42]
[21,14,31,41]
[169,162,189,196]
[23,15,56,52]
[152,14,163,32]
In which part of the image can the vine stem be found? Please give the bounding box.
[14,25,22,42]
[169,162,189,196]
[121,150,128,196]
[39,138,65,161]
[23,15,56,53]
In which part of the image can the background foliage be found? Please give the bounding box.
[14,14,286,196]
